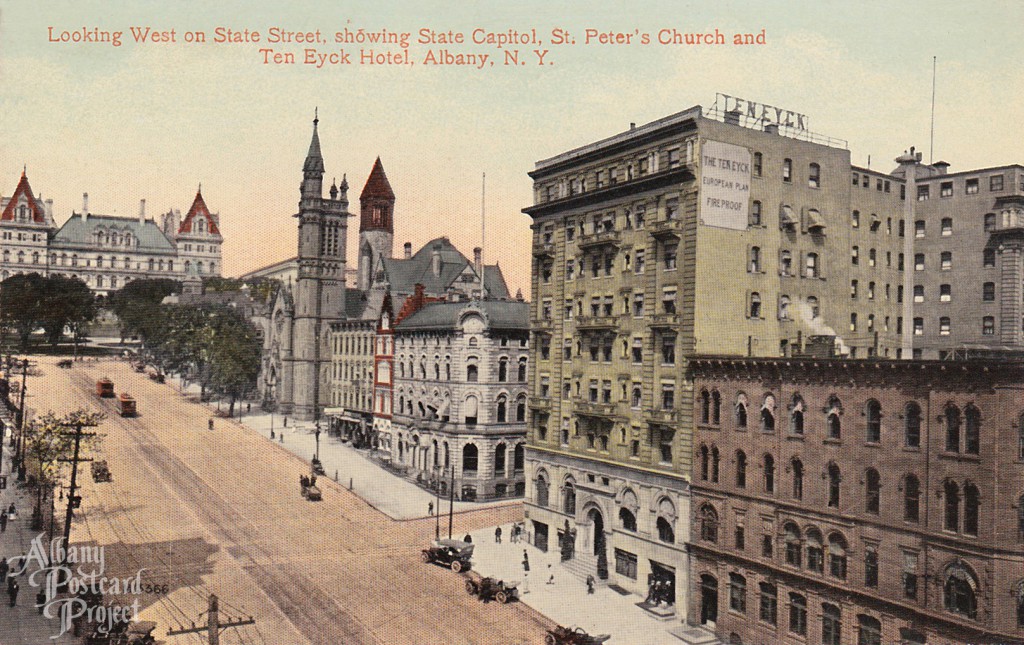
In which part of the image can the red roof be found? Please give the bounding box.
[1,172,46,223]
[178,188,220,235]
[395,283,444,324]
[360,157,395,201]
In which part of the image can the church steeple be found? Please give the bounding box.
[359,157,395,233]
[301,110,324,199]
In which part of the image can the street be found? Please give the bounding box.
[27,356,552,645]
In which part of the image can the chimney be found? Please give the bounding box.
[515,288,524,302]
[933,161,950,175]
[764,123,779,135]
[139,199,146,223]
[473,247,482,274]
[44,199,53,222]
[629,122,636,130]
[431,244,441,277]
[723,110,741,126]
[404,242,412,259]
[82,193,89,220]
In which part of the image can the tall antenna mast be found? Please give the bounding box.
[930,56,936,164]
[480,172,486,300]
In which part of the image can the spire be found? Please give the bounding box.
[303,111,324,174]
[360,157,395,201]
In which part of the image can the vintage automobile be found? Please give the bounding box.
[544,625,612,645]
[421,538,474,572]
[91,460,112,483]
[300,475,322,501]
[96,378,115,398]
[311,457,326,476]
[57,359,73,369]
[465,575,518,603]
[118,393,137,417]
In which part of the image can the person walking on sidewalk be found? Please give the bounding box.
[586,574,595,595]
[208,418,214,431]
[546,564,555,585]
[522,550,530,573]
[0,510,6,532]
[428,502,434,516]
[0,557,8,582]
[7,577,17,607]
[494,526,502,543]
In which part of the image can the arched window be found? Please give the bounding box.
[905,402,922,448]
[822,603,841,645]
[763,454,775,493]
[904,475,921,523]
[963,483,979,536]
[857,615,881,645]
[806,528,824,573]
[494,443,506,475]
[761,395,776,432]
[536,472,549,506]
[711,446,720,483]
[828,533,847,580]
[515,395,526,422]
[699,444,710,481]
[513,443,524,472]
[735,450,747,488]
[711,390,721,425]
[464,395,478,426]
[657,516,674,543]
[498,357,508,382]
[784,523,801,566]
[700,504,719,542]
[943,564,978,619]
[562,481,576,515]
[462,444,478,472]
[517,358,527,382]
[496,396,507,423]
[700,389,710,423]
[944,480,960,531]
[619,507,637,532]
[827,396,842,439]
[749,292,762,318]
[964,405,981,455]
[789,593,807,636]
[729,573,746,614]
[945,404,961,453]
[790,395,805,435]
[735,394,748,428]
[865,400,881,443]
[865,469,880,514]
[467,364,478,382]
[791,458,804,500]
[827,462,841,508]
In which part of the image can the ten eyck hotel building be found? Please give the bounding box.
[522,94,1024,644]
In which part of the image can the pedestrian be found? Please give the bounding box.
[283,417,288,427]
[510,523,518,543]
[586,574,595,595]
[546,564,555,585]
[246,403,251,413]
[7,577,17,607]
[522,550,530,573]
[494,526,502,543]
[208,418,214,431]
[35,588,45,614]
[0,557,8,582]
[463,534,472,544]
[270,429,275,439]
[7,503,15,519]
[0,511,6,533]
[428,502,434,516]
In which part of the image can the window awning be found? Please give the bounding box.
[779,205,798,226]
[807,209,826,231]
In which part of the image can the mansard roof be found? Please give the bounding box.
[178,188,220,235]
[395,300,529,332]
[51,214,176,252]
[1,172,47,223]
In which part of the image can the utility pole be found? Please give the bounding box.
[15,358,28,480]
[435,464,441,540]
[167,594,254,645]
[58,421,97,550]
[448,459,455,540]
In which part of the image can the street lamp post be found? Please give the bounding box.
[314,422,321,462]
[434,465,441,540]
[15,359,28,481]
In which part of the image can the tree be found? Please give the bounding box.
[40,275,96,351]
[0,273,47,350]
[107,278,179,343]
[202,306,262,416]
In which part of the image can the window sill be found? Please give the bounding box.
[786,434,805,441]
[864,441,881,448]
[939,452,981,463]
[823,438,841,445]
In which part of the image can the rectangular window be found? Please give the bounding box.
[991,174,1005,191]
[663,244,678,270]
[966,178,979,194]
[665,198,679,221]
[662,286,677,314]
[634,249,645,274]
[917,185,930,201]
[902,552,918,600]
[940,181,953,197]
[782,159,792,183]
[661,383,675,410]
[667,148,680,169]
[614,549,638,579]
[633,292,644,317]
[759,584,777,625]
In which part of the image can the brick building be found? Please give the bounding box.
[688,356,1024,645]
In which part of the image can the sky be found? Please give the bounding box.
[2,0,1023,298]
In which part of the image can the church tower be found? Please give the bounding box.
[280,112,351,420]
[357,157,395,291]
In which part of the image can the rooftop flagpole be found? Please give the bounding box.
[930,56,936,164]
[480,172,486,300]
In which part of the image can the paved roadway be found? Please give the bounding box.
[31,356,551,645]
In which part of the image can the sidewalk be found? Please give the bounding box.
[464,522,692,645]
[0,417,81,644]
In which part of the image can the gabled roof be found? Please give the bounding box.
[377,237,509,298]
[360,157,395,201]
[178,189,220,235]
[51,214,176,251]
[1,172,47,223]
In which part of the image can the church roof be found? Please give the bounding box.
[360,157,395,201]
[51,214,176,252]
[178,188,220,235]
[379,237,509,299]
[395,300,529,331]
[1,172,47,223]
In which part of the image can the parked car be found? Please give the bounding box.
[421,538,474,572]
[544,625,612,645]
[465,575,518,603]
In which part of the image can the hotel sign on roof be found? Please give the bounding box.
[716,92,808,131]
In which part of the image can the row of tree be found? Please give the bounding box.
[0,274,96,352]
[110,279,263,416]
